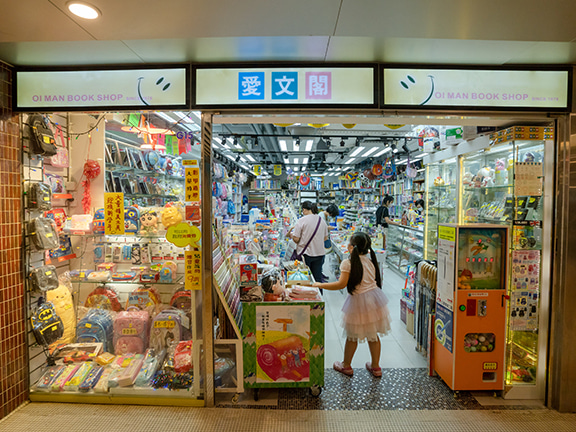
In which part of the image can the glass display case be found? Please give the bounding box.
[459,138,547,389]
[386,225,424,275]
[424,159,458,260]
[459,142,515,226]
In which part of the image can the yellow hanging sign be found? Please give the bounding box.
[104,193,125,235]
[185,167,200,202]
[253,165,262,176]
[273,165,282,176]
[185,250,202,290]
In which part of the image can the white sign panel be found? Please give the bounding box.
[195,67,374,105]
[437,237,455,311]
[384,68,569,108]
[17,68,188,109]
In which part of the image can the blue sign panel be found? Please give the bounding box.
[271,71,298,100]
[238,72,265,100]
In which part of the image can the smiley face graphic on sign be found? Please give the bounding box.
[399,73,436,105]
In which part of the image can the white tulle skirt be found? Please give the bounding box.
[341,288,392,342]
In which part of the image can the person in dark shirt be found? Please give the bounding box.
[375,195,395,227]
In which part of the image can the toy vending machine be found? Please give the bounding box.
[433,224,509,391]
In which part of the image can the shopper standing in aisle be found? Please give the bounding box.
[313,232,391,378]
[318,203,340,229]
[375,195,395,227]
[289,201,329,284]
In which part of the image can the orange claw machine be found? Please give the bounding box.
[433,224,509,391]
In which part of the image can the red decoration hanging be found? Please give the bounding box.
[81,159,101,214]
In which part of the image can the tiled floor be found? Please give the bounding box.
[2,402,576,432]
[322,264,428,370]
[216,264,544,411]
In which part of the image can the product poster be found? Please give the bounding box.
[436,226,455,310]
[434,302,453,353]
[255,305,310,383]
[510,291,539,331]
[515,163,543,196]
[511,250,540,291]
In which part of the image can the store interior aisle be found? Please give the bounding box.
[323,261,427,370]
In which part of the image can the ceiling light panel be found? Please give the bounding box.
[361,147,379,157]
[305,140,313,151]
[349,147,365,158]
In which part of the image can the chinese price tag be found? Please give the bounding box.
[185,250,202,290]
[104,193,125,235]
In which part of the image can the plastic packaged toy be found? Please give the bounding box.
[134,349,165,387]
[78,365,105,392]
[34,365,67,392]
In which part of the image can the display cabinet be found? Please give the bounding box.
[386,224,424,275]
[424,159,458,260]
[458,136,550,398]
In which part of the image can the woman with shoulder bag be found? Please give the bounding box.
[289,201,329,284]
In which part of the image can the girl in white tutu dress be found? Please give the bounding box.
[313,232,391,377]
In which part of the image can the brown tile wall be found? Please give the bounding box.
[0,62,27,419]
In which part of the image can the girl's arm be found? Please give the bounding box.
[313,271,349,291]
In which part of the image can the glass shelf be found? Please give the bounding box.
[72,275,184,285]
[106,163,185,182]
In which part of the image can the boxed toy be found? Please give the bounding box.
[239,254,258,287]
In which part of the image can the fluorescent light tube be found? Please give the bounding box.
[373,147,392,157]
[361,147,379,157]
[279,140,288,152]
[305,140,313,151]
[349,147,365,158]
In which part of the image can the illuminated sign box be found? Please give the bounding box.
[195,66,376,107]
[384,68,570,110]
[15,66,189,111]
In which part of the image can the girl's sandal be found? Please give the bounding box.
[333,361,353,376]
[366,362,382,378]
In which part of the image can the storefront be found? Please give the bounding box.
[9,63,575,409]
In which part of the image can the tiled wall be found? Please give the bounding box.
[0,62,27,419]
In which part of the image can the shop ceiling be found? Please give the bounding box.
[2,1,576,66]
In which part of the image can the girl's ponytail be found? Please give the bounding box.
[370,247,382,288]
[347,245,363,294]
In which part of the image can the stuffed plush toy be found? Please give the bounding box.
[140,211,159,235]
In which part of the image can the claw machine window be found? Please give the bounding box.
[424,158,458,260]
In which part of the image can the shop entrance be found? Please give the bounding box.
[21,108,554,410]
[209,112,554,408]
